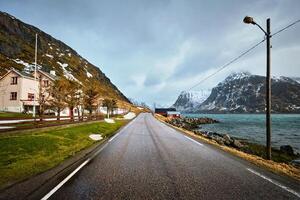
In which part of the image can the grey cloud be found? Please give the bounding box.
[1,0,300,106]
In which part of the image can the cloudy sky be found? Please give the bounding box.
[1,0,300,106]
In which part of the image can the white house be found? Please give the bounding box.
[0,68,127,117]
[0,68,56,114]
[0,68,38,113]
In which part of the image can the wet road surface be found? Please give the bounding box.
[46,113,300,200]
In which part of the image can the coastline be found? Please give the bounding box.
[183,113,300,154]
[155,114,300,181]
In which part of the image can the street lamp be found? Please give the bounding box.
[243,16,272,160]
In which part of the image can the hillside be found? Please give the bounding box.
[174,72,300,113]
[0,12,128,102]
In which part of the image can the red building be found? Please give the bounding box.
[155,108,180,118]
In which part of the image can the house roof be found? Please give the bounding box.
[0,68,35,81]
[155,108,177,113]
[36,70,56,80]
[0,68,56,81]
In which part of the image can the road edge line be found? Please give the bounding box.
[41,159,90,200]
[246,168,300,198]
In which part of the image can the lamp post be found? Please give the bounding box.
[243,16,272,160]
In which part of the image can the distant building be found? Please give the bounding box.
[166,111,181,118]
[155,108,177,117]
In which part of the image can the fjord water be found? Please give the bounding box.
[184,114,300,153]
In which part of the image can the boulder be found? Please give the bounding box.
[280,145,294,155]
[223,134,231,141]
[215,137,225,145]
[232,139,243,148]
[223,134,232,146]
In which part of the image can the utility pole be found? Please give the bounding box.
[243,16,272,160]
[266,18,271,160]
[33,33,37,118]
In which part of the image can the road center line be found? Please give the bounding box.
[246,168,300,198]
[41,159,90,200]
[184,135,203,146]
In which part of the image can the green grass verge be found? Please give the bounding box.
[241,142,298,163]
[0,112,32,118]
[0,120,127,188]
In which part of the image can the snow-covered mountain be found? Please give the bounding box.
[173,90,211,112]
[195,72,300,113]
[291,77,300,84]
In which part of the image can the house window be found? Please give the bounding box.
[10,92,17,100]
[28,93,35,101]
[11,77,18,85]
[43,80,49,87]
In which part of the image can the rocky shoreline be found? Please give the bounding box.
[166,117,300,167]
[166,117,219,130]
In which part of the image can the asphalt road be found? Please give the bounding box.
[45,113,300,200]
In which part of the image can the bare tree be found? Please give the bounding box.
[37,77,52,120]
[102,98,117,118]
[47,78,67,120]
[83,84,99,116]
[63,79,81,120]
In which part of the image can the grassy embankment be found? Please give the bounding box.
[0,120,127,188]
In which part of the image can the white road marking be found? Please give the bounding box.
[246,168,300,198]
[109,133,119,142]
[41,159,90,200]
[41,115,147,199]
[184,136,203,146]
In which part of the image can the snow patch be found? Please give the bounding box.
[12,59,42,72]
[105,118,115,123]
[57,61,82,84]
[124,112,136,119]
[86,71,93,78]
[45,54,53,59]
[89,134,103,141]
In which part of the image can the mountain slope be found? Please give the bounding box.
[0,12,128,102]
[173,90,210,112]
[196,72,300,113]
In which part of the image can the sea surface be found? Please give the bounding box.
[183,114,300,153]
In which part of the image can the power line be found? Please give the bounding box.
[187,19,300,91]
[188,39,265,90]
[271,19,300,37]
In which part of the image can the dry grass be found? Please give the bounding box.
[155,114,300,181]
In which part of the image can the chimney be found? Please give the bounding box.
[50,70,56,76]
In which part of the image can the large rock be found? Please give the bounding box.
[223,134,232,146]
[280,145,294,155]
[214,137,225,145]
[167,117,219,131]
[232,139,243,149]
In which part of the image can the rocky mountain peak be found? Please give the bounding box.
[173,72,300,113]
